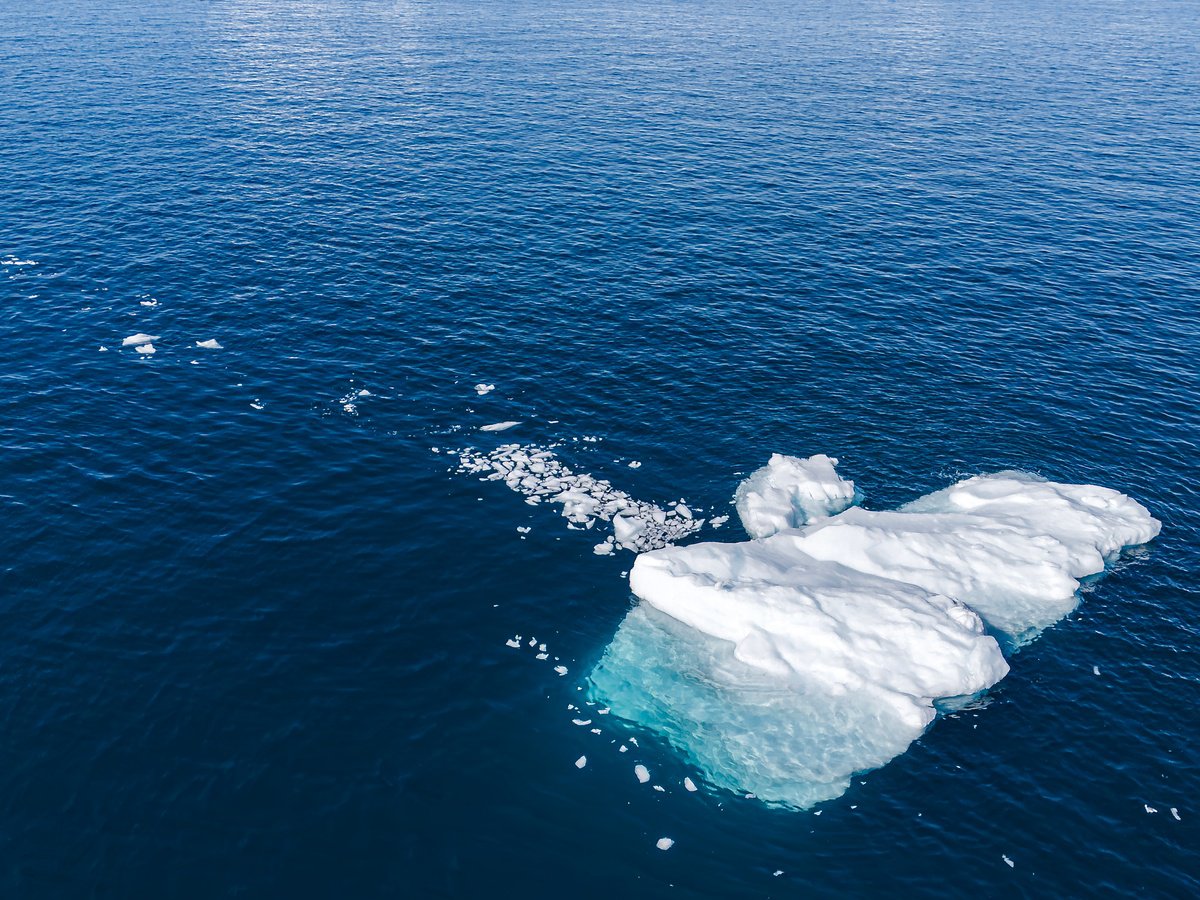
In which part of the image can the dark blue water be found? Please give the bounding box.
[3,0,1199,895]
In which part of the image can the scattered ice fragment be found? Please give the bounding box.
[139,299,157,307]
[575,756,587,769]
[134,343,156,355]
[572,719,592,727]
[813,810,821,816]
[684,777,697,792]
[628,461,642,469]
[535,653,548,660]
[710,515,729,528]
[1145,805,1157,814]
[250,400,264,410]
[629,738,638,747]
[773,870,784,877]
[98,346,107,352]
[635,765,650,784]
[122,333,159,346]
[517,526,531,534]
[1171,808,1181,820]
[1002,855,1014,868]
[539,644,546,652]
[1093,665,1101,676]
[653,785,664,792]
[480,421,521,432]
[505,638,520,649]
[594,541,614,556]
[196,339,222,349]
[528,638,536,647]
[591,728,601,734]
[554,665,568,676]
[619,745,628,753]
[474,383,495,396]
[597,708,609,715]
[655,838,674,851]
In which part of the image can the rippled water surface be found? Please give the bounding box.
[3,0,1199,896]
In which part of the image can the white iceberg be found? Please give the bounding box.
[590,456,1159,808]
[734,453,859,538]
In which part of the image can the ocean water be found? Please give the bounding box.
[2,0,1199,895]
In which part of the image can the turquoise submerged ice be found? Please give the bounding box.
[590,455,1161,808]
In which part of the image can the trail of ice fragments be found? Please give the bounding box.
[590,453,1160,808]
[455,443,704,553]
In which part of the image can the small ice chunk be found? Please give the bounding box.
[1145,805,1157,814]
[591,728,601,734]
[480,421,521,432]
[655,838,674,851]
[538,643,546,652]
[195,338,222,349]
[98,346,108,352]
[474,383,495,395]
[635,764,650,784]
[628,461,642,469]
[505,638,520,648]
[597,708,609,715]
[710,515,729,528]
[250,400,264,410]
[535,653,548,660]
[1171,808,1181,820]
[134,343,156,355]
[773,871,784,877]
[575,755,587,769]
[619,745,628,753]
[1093,665,1101,675]
[517,526,531,534]
[593,541,615,556]
[122,333,159,346]
[684,777,697,792]
[139,299,157,307]
[572,719,592,726]
[675,504,693,519]
[554,665,568,676]
[1002,855,1014,868]
[653,785,664,792]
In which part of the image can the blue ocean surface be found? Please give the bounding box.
[2,0,1199,895]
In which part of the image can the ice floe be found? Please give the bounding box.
[122,333,160,346]
[474,383,495,396]
[134,343,156,355]
[656,837,674,850]
[589,455,1159,808]
[480,421,521,432]
[196,339,222,350]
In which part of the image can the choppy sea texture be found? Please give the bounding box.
[2,0,1199,896]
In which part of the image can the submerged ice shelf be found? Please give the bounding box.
[589,454,1160,808]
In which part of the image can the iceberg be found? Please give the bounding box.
[590,457,1160,808]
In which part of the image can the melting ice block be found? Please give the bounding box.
[734,453,859,538]
[590,456,1159,808]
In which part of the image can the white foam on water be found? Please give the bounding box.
[122,333,159,346]
[589,456,1159,808]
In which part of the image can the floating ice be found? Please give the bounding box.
[455,443,703,552]
[635,764,650,784]
[474,383,495,396]
[134,343,156,355]
[139,299,157,307]
[575,755,587,769]
[505,638,521,649]
[734,453,859,538]
[480,421,521,432]
[196,339,222,350]
[1003,855,1014,868]
[655,838,674,850]
[1171,808,1181,821]
[684,777,697,792]
[554,665,568,676]
[589,456,1159,808]
[122,333,159,346]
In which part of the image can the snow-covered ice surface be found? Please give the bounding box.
[734,453,860,538]
[590,456,1160,808]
